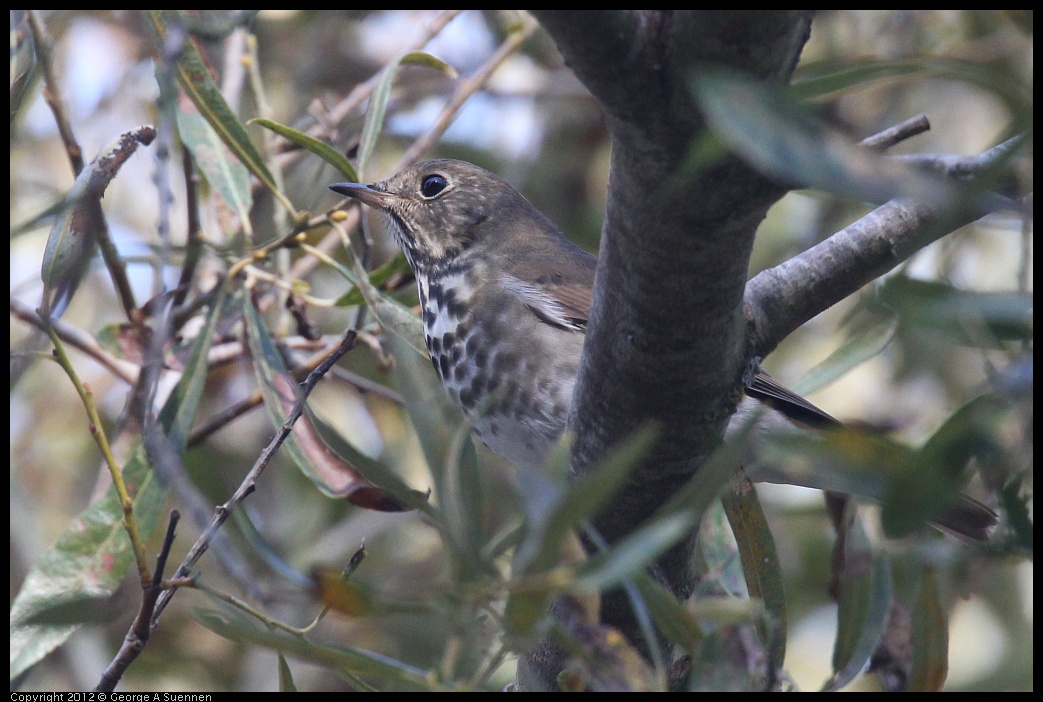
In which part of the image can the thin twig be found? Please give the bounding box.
[151,328,360,628]
[26,11,84,174]
[36,308,154,590]
[186,336,402,447]
[858,113,930,151]
[275,9,465,173]
[174,149,204,307]
[892,134,1027,181]
[94,511,181,692]
[11,298,139,384]
[399,20,539,166]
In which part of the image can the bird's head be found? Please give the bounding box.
[331,159,555,273]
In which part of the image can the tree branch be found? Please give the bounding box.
[745,138,1025,359]
[524,10,814,690]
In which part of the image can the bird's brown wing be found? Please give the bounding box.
[547,282,594,331]
[537,261,839,428]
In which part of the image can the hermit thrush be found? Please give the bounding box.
[330,159,995,540]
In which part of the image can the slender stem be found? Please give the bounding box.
[151,328,360,627]
[38,311,153,588]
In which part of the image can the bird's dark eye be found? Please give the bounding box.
[420,174,448,198]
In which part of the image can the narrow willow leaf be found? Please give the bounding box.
[250,117,359,181]
[10,449,165,680]
[342,244,428,355]
[697,500,748,599]
[908,569,949,691]
[40,126,156,315]
[574,511,696,593]
[192,607,438,690]
[514,424,660,577]
[790,315,897,397]
[335,254,412,308]
[822,505,892,692]
[178,109,252,225]
[385,332,488,573]
[877,275,1033,346]
[240,297,421,510]
[633,574,705,651]
[10,288,228,679]
[793,56,1030,112]
[357,51,457,176]
[689,67,1006,217]
[146,11,292,214]
[722,486,787,672]
[882,394,1005,540]
[278,653,298,692]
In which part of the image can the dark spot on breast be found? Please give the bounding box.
[453,361,468,383]
[447,293,468,320]
[493,352,518,376]
[469,371,487,395]
[437,354,449,379]
[483,374,499,396]
[428,282,444,308]
[459,386,476,410]
[465,329,484,358]
[442,287,458,313]
[428,335,441,354]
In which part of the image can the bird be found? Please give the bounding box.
[329,159,996,541]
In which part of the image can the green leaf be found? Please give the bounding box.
[791,315,897,397]
[697,500,747,599]
[908,569,949,691]
[357,51,457,176]
[877,275,1033,347]
[792,56,1031,113]
[882,394,1005,539]
[192,606,439,690]
[162,289,233,453]
[10,289,228,679]
[632,574,705,651]
[178,109,253,226]
[146,11,293,215]
[574,511,695,594]
[756,426,915,504]
[385,331,489,574]
[721,485,787,672]
[335,254,412,308]
[10,448,166,681]
[250,117,359,181]
[40,126,156,315]
[340,244,428,356]
[514,424,660,578]
[822,504,892,692]
[278,653,298,692]
[688,67,1005,216]
[240,297,424,510]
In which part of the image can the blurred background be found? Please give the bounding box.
[10,10,1032,691]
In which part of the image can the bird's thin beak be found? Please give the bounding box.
[329,182,395,209]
